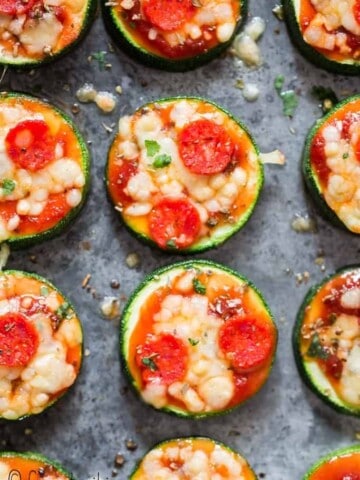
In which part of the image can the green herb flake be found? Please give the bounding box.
[234,79,244,90]
[166,238,177,249]
[311,86,338,114]
[142,356,158,371]
[152,154,172,168]
[40,286,49,297]
[343,153,349,159]
[274,75,284,95]
[188,338,199,346]
[1,179,15,195]
[145,139,160,157]
[192,278,206,295]
[280,90,298,117]
[307,333,329,360]
[55,302,73,320]
[91,51,107,70]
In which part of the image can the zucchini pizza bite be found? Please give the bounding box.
[283,0,360,74]
[0,270,83,420]
[303,445,360,480]
[303,95,360,233]
[106,97,263,253]
[0,0,96,67]
[121,260,277,418]
[294,266,360,416]
[130,437,257,480]
[0,452,75,479]
[102,0,246,71]
[0,92,89,248]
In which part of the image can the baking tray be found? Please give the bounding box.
[1,1,360,479]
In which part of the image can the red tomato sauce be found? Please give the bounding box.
[300,270,360,395]
[309,98,360,188]
[127,269,276,412]
[308,452,360,480]
[115,0,240,59]
[299,0,360,61]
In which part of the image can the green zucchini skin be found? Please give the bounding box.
[0,0,97,69]
[303,445,360,480]
[0,91,90,250]
[101,0,247,72]
[0,269,83,422]
[105,96,263,254]
[120,259,277,419]
[0,451,76,479]
[130,436,258,479]
[302,95,360,233]
[293,264,360,417]
[282,0,360,75]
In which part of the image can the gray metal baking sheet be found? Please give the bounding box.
[1,1,360,479]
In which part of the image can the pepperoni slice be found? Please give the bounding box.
[5,119,55,172]
[218,316,274,373]
[109,159,138,205]
[0,312,39,367]
[149,197,201,249]
[310,133,330,185]
[136,333,188,385]
[0,0,36,15]
[143,0,195,31]
[355,137,360,163]
[179,119,235,175]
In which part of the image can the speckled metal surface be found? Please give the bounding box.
[1,1,360,479]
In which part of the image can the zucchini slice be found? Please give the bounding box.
[0,0,96,67]
[121,260,277,418]
[303,445,360,480]
[0,92,90,249]
[283,0,360,74]
[101,0,247,72]
[105,97,263,254]
[0,452,75,479]
[303,95,360,234]
[0,270,83,421]
[294,265,360,416]
[130,437,257,479]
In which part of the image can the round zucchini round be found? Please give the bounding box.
[101,0,247,72]
[0,269,83,421]
[303,94,360,234]
[294,265,360,417]
[0,451,75,479]
[0,91,90,249]
[0,0,96,68]
[130,436,257,479]
[105,96,263,254]
[121,260,277,419]
[282,0,360,75]
[303,445,360,480]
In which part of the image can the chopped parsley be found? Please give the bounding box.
[142,356,158,371]
[91,51,107,70]
[192,278,206,295]
[152,154,172,168]
[166,238,177,249]
[307,333,329,360]
[188,338,199,346]
[343,153,349,159]
[1,179,15,195]
[145,139,160,157]
[55,302,73,320]
[274,75,284,95]
[274,75,298,117]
